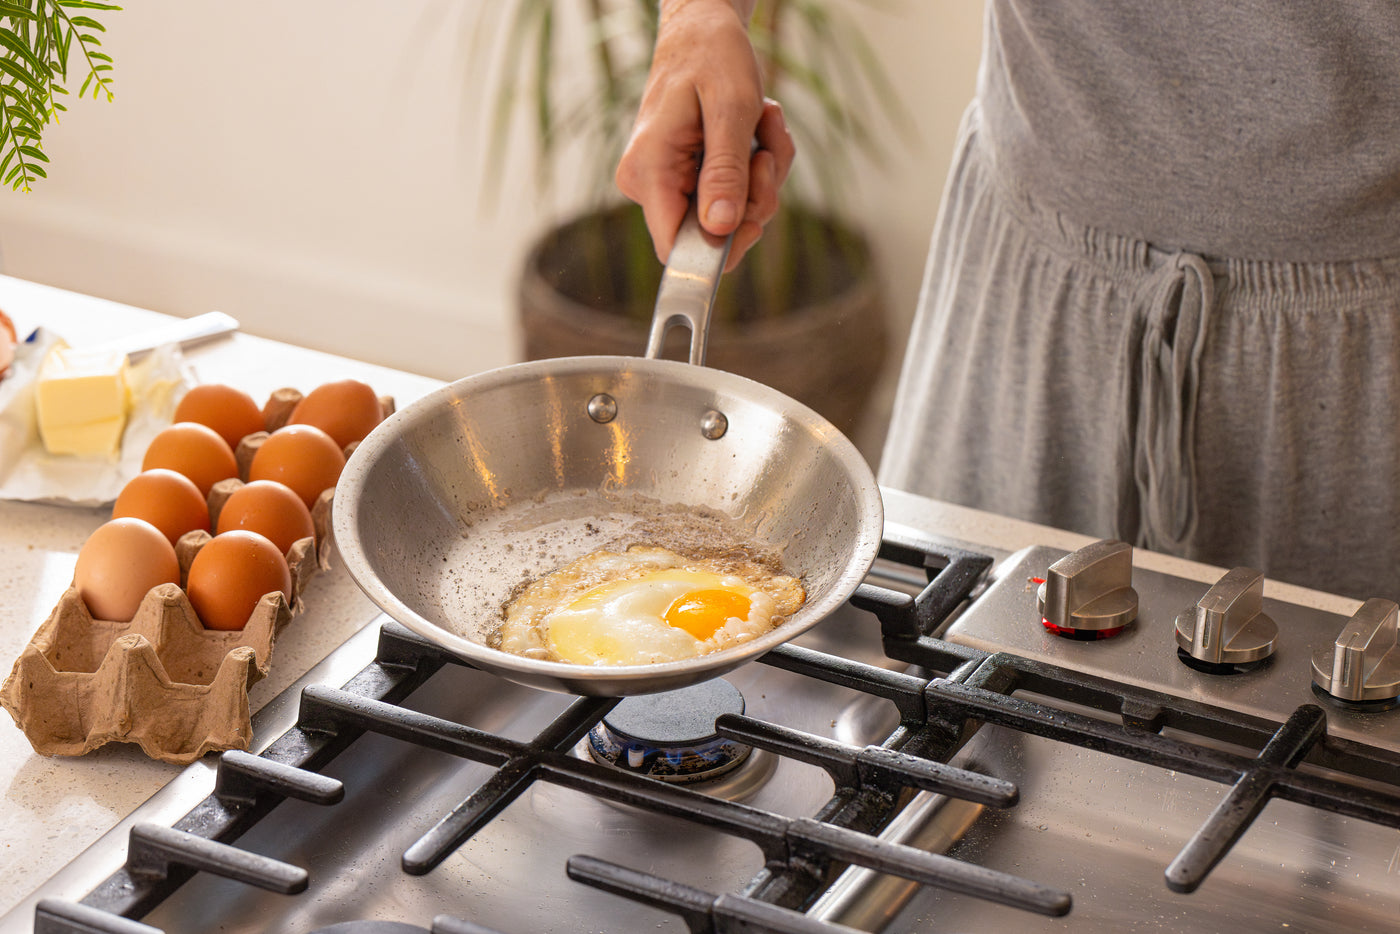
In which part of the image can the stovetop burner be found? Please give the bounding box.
[580,677,778,803]
[12,528,1400,933]
[587,678,751,781]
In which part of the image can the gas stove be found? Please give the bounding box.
[3,492,1399,933]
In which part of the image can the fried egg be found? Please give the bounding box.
[496,546,805,666]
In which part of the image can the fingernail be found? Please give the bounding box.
[707,199,737,227]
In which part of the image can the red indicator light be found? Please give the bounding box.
[1041,618,1126,641]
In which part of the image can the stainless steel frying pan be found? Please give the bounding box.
[333,208,884,696]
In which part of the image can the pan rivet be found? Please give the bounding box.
[587,394,618,424]
[700,409,728,440]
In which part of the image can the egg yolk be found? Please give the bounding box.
[539,568,761,665]
[663,588,753,639]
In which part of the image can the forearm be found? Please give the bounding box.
[621,0,792,268]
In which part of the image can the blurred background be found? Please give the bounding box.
[0,1,982,459]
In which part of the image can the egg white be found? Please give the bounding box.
[496,545,805,666]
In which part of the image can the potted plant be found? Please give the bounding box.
[477,0,912,436]
[1,0,119,192]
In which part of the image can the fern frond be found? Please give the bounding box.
[0,0,119,190]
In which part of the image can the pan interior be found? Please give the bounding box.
[336,357,882,681]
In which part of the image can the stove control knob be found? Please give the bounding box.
[1312,598,1400,704]
[1037,539,1138,637]
[1174,567,1277,667]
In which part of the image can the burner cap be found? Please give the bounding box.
[605,678,744,744]
[589,678,750,782]
[1311,681,1400,712]
[1176,646,1269,676]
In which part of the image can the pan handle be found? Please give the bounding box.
[645,202,734,366]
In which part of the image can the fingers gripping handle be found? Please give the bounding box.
[646,201,735,366]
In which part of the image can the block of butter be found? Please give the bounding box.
[35,344,132,456]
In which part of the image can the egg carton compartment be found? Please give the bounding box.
[1,383,395,765]
[0,583,291,764]
[236,384,395,475]
[203,477,334,605]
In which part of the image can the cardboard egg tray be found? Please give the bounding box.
[0,386,394,765]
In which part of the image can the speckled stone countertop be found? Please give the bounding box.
[0,275,444,915]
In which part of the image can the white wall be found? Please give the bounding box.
[0,2,982,409]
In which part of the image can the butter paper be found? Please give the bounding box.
[0,329,194,506]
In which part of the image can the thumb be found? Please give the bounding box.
[696,119,754,237]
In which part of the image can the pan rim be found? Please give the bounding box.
[333,354,884,694]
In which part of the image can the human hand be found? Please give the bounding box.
[615,0,795,273]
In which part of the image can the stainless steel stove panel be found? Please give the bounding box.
[7,601,894,934]
[913,544,1400,932]
[881,725,1400,933]
[138,660,850,934]
[9,532,1400,933]
[945,545,1400,754]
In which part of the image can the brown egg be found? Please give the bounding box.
[73,518,181,621]
[248,424,346,509]
[112,468,212,545]
[173,383,266,450]
[142,422,239,496]
[215,479,315,555]
[186,530,293,631]
[288,379,382,449]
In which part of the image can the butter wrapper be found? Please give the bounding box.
[0,329,193,506]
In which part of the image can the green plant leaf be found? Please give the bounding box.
[531,3,555,178]
[0,81,37,103]
[0,0,119,189]
[0,27,49,74]
[0,57,47,93]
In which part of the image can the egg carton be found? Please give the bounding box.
[0,515,322,765]
[0,385,394,765]
[0,583,290,764]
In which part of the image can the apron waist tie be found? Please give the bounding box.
[1134,251,1214,553]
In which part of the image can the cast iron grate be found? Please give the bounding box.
[31,535,1400,933]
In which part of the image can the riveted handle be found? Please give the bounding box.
[645,203,734,366]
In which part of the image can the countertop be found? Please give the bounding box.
[0,275,442,914]
[0,275,1363,920]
